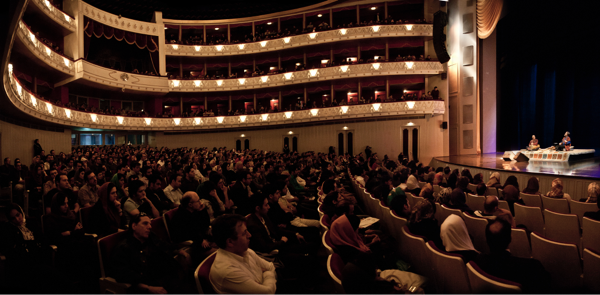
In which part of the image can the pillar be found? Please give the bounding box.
[204,96,207,110]
[303,14,306,28]
[385,40,389,61]
[331,81,335,104]
[154,12,166,76]
[203,25,206,44]
[356,5,360,24]
[330,49,334,63]
[229,95,232,111]
[385,78,390,100]
[253,93,257,110]
[179,57,183,78]
[330,9,333,27]
[303,87,307,105]
[178,25,182,42]
[357,45,361,60]
[278,91,282,111]
[358,80,362,100]
[228,62,232,76]
[252,22,255,36]
[33,76,37,94]
[227,24,231,43]
[384,2,388,19]
[303,51,307,65]
[278,18,281,31]
[179,96,183,113]
[278,54,281,69]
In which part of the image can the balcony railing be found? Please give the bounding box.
[31,0,76,32]
[165,24,432,57]
[82,1,161,36]
[5,68,445,131]
[169,61,443,92]
[16,21,74,75]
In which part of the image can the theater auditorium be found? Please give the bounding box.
[0,0,599,293]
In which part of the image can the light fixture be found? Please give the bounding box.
[216,116,225,123]
[239,115,246,122]
[238,44,245,49]
[318,14,323,17]
[215,28,219,30]
[144,118,152,125]
[371,6,377,10]
[340,29,347,35]
[284,37,291,43]
[309,69,318,77]
[117,116,124,124]
[45,46,52,56]
[238,78,246,85]
[267,22,272,25]
[44,0,52,8]
[261,114,269,121]
[63,58,70,67]
[340,65,349,72]
[241,134,245,137]
[372,63,381,70]
[64,109,71,118]
[288,131,293,134]
[340,106,349,114]
[269,67,276,70]
[296,63,301,66]
[8,63,13,74]
[194,80,201,87]
[172,80,180,87]
[46,103,53,114]
[194,117,201,125]
[343,126,348,130]
[215,45,223,51]
[30,95,37,106]
[173,118,181,125]
[406,25,413,31]
[406,62,414,69]
[407,122,415,126]
[406,101,415,109]
[372,103,381,111]
[216,80,223,86]
[261,76,268,83]
[64,14,70,22]
[310,109,319,116]
[309,33,317,39]
[172,45,179,50]
[29,32,37,44]
[260,41,267,47]
[284,111,293,118]
[90,114,97,122]
[284,72,293,80]
[194,46,201,51]
[372,26,380,32]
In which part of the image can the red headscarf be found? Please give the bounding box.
[329,214,371,253]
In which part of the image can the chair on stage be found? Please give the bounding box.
[569,200,596,227]
[520,193,542,208]
[583,248,600,293]
[462,212,490,254]
[466,194,485,212]
[194,251,217,294]
[582,217,600,253]
[466,261,522,293]
[509,228,531,259]
[327,253,345,294]
[541,196,570,214]
[426,241,471,294]
[514,203,545,235]
[530,232,582,290]
[543,209,581,255]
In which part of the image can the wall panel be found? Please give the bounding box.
[0,121,72,166]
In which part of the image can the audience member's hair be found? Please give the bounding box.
[128,180,146,197]
[483,196,499,213]
[237,170,251,182]
[476,183,487,196]
[250,193,267,211]
[128,212,148,229]
[180,192,194,209]
[486,218,512,252]
[212,214,247,249]
[169,173,181,184]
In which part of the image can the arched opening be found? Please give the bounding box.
[236,140,241,151]
[244,139,250,150]
[347,132,353,155]
[338,133,344,155]
[284,137,290,151]
[402,129,409,157]
[292,137,298,152]
[412,128,419,162]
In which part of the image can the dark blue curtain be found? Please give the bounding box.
[496,0,600,155]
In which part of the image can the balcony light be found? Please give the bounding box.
[194,46,201,51]
[216,80,223,86]
[406,101,415,109]
[194,80,201,87]
[372,26,380,32]
[372,103,381,111]
[215,28,219,30]
[145,118,152,125]
[406,62,415,69]
[284,37,291,43]
[64,14,70,22]
[267,22,272,25]
[30,95,37,106]
[310,109,319,116]
[238,44,245,49]
[261,114,269,121]
[172,45,179,50]
[340,65,349,72]
[309,33,317,39]
[340,29,347,35]
[371,6,377,10]
[65,109,71,118]
[318,14,322,17]
[407,122,415,126]
[16,83,22,96]
[288,131,293,134]
[216,116,224,123]
[45,46,52,56]
[194,117,201,125]
[241,134,245,137]
[261,76,268,83]
[172,80,180,87]
[238,78,246,85]
[309,69,318,77]
[117,116,124,124]
[284,111,293,119]
[46,103,53,114]
[284,72,293,80]
[173,118,181,125]
[8,63,13,74]
[343,126,348,130]
[340,106,349,114]
[90,114,97,122]
[29,32,37,44]
[406,25,413,31]
[260,41,267,47]
[372,63,380,70]
[239,115,247,122]
[215,45,223,51]
[63,58,70,67]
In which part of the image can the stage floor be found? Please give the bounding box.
[434,153,600,180]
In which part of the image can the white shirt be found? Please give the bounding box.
[210,248,277,294]
[163,185,183,205]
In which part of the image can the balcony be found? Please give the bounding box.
[82,1,161,36]
[165,24,432,57]
[80,60,169,92]
[5,69,445,131]
[169,61,443,92]
[30,0,76,32]
[16,21,75,76]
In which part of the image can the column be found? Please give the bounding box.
[227,24,231,43]
[303,87,307,105]
[228,62,232,76]
[356,5,360,24]
[204,61,207,77]
[278,91,282,111]
[253,94,257,110]
[331,81,335,104]
[357,45,361,60]
[253,59,256,71]
[303,51,307,65]
[178,25,182,42]
[385,40,389,61]
[204,96,207,110]
[203,25,206,44]
[154,12,167,76]
[252,22,255,36]
[179,57,183,78]
[33,76,37,94]
[384,2,388,19]
[303,14,306,28]
[330,9,333,27]
[330,48,334,63]
[385,78,390,100]
[358,80,362,100]
[278,18,281,31]
[229,95,232,111]
[179,96,183,114]
[278,54,281,69]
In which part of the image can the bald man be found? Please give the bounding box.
[474,196,515,227]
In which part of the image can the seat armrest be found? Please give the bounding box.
[178,240,193,247]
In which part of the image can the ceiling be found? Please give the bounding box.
[82,0,328,21]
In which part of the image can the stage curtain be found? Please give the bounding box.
[477,0,503,39]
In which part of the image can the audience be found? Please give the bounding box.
[583,182,600,203]
[474,195,516,227]
[522,176,542,196]
[89,182,123,237]
[545,178,572,202]
[440,214,479,263]
[408,199,443,249]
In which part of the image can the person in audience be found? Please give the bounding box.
[472,173,484,185]
[405,174,421,196]
[475,183,487,196]
[209,214,277,294]
[502,175,520,191]
[501,184,524,218]
[45,173,79,215]
[446,173,458,190]
[432,172,444,186]
[583,182,600,203]
[329,214,376,261]
[474,219,551,293]
[387,187,410,218]
[164,174,184,206]
[78,170,100,207]
[545,178,572,201]
[440,214,479,263]
[109,213,189,294]
[583,195,600,221]
[123,180,160,224]
[341,251,399,294]
[461,169,473,183]
[110,173,128,201]
[146,175,175,213]
[89,182,123,237]
[456,176,474,195]
[486,172,502,188]
[230,170,255,216]
[474,195,516,227]
[408,199,443,248]
[446,188,474,214]
[522,176,542,195]
[180,165,199,193]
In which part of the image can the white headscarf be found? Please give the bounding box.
[406,175,420,190]
[440,214,476,252]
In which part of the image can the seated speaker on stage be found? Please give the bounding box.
[552,131,571,151]
[526,135,540,151]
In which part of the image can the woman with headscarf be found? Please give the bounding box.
[89,182,123,238]
[44,192,84,247]
[583,182,600,203]
[545,178,572,202]
[405,174,421,196]
[408,199,443,249]
[433,172,444,186]
[440,214,479,263]
[461,169,473,184]
[522,177,541,195]
[110,173,128,202]
[486,172,501,188]
[502,176,520,191]
[330,214,381,265]
[446,188,474,214]
[472,173,483,185]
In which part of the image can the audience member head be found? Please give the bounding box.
[211,214,250,255]
[329,214,370,253]
[409,199,435,224]
[502,185,520,202]
[50,191,72,218]
[487,172,501,186]
[450,188,467,205]
[547,178,564,198]
[56,173,69,190]
[485,219,512,252]
[98,182,120,224]
[447,173,458,189]
[406,175,419,191]
[169,174,182,189]
[148,175,162,190]
[457,176,470,191]
[180,191,203,212]
[84,171,97,187]
[503,176,519,191]
[433,172,443,185]
[483,196,499,214]
[443,166,451,175]
[588,182,600,204]
[250,193,269,217]
[129,180,146,201]
[473,173,483,184]
[419,186,434,202]
[5,203,25,227]
[237,170,252,186]
[440,214,476,253]
[523,177,540,194]
[476,183,487,196]
[130,213,152,242]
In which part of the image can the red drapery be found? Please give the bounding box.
[84,17,158,52]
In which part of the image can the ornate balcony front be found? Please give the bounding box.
[80,60,169,92]
[16,21,75,76]
[165,24,432,57]
[30,0,76,32]
[81,1,161,36]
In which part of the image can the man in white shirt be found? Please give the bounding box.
[210,214,277,294]
[164,174,184,206]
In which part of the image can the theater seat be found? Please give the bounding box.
[497,188,504,200]
[466,261,522,293]
[400,226,434,280]
[467,183,477,193]
[583,248,600,293]
[543,209,581,255]
[541,196,569,214]
[97,230,131,294]
[435,202,443,226]
[194,251,217,294]
[327,253,345,294]
[322,230,335,255]
[150,216,170,242]
[498,200,511,212]
[513,203,545,235]
[426,241,471,293]
[509,228,531,259]
[530,232,582,290]
[439,205,463,224]
[520,193,542,208]
[466,194,485,212]
[486,187,498,196]
[462,212,489,254]
[390,210,408,246]
[582,217,600,253]
[569,200,596,227]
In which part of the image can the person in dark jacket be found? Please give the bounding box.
[34,139,43,157]
[89,182,123,238]
[408,199,443,249]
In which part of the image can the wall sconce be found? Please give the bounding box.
[16,83,22,96]
[407,122,415,126]
[284,37,291,43]
[406,25,413,31]
[238,78,246,85]
[372,63,380,70]
[260,41,267,47]
[406,101,415,109]
[343,126,348,130]
[309,69,318,77]
[216,116,225,123]
[64,109,71,118]
[310,109,319,116]
[194,117,201,125]
[340,106,349,114]
[372,26,380,32]
[195,46,201,51]
[173,118,181,125]
[216,80,223,86]
[194,80,201,87]
[238,44,245,50]
[46,102,54,114]
[284,111,293,119]
[29,32,37,45]
[241,134,245,137]
[340,29,347,35]
[239,115,246,122]
[215,45,223,51]
[145,118,152,125]
[340,65,349,73]
[284,72,293,80]
[406,62,414,69]
[117,116,124,124]
[372,103,381,111]
[90,114,97,122]
[172,80,180,87]
[261,76,268,83]
[172,45,179,50]
[288,131,293,134]
[309,33,317,39]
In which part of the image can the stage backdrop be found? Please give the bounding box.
[496,0,600,155]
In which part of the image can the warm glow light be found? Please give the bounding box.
[90,114,97,122]
[284,72,293,80]
[238,44,245,49]
[194,117,201,125]
[236,115,245,123]
[406,62,414,69]
[215,45,223,51]
[172,45,179,50]
[283,37,291,43]
[309,69,318,77]
[372,63,380,70]
[216,80,223,86]
[406,101,415,109]
[172,80,180,87]
[64,14,70,22]
[145,118,152,125]
[261,76,268,83]
[216,116,224,123]
[63,58,70,67]
[407,122,415,126]
[173,118,181,125]
[45,46,52,56]
[238,78,246,85]
[372,103,381,111]
[309,33,317,39]
[340,106,349,114]
[261,114,269,121]
[343,126,348,130]
[284,111,293,119]
[8,63,13,74]
[215,28,219,30]
[46,103,53,114]
[194,46,201,51]
[64,109,71,118]
[406,25,413,31]
[29,32,37,44]
[194,80,201,87]
[371,6,377,10]
[372,26,380,32]
[241,134,245,137]
[340,65,349,72]
[340,29,347,35]
[16,83,22,96]
[288,131,293,134]
[30,95,37,107]
[44,0,52,8]
[310,109,319,116]
[117,116,124,124]
[317,14,322,17]
[260,41,267,47]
